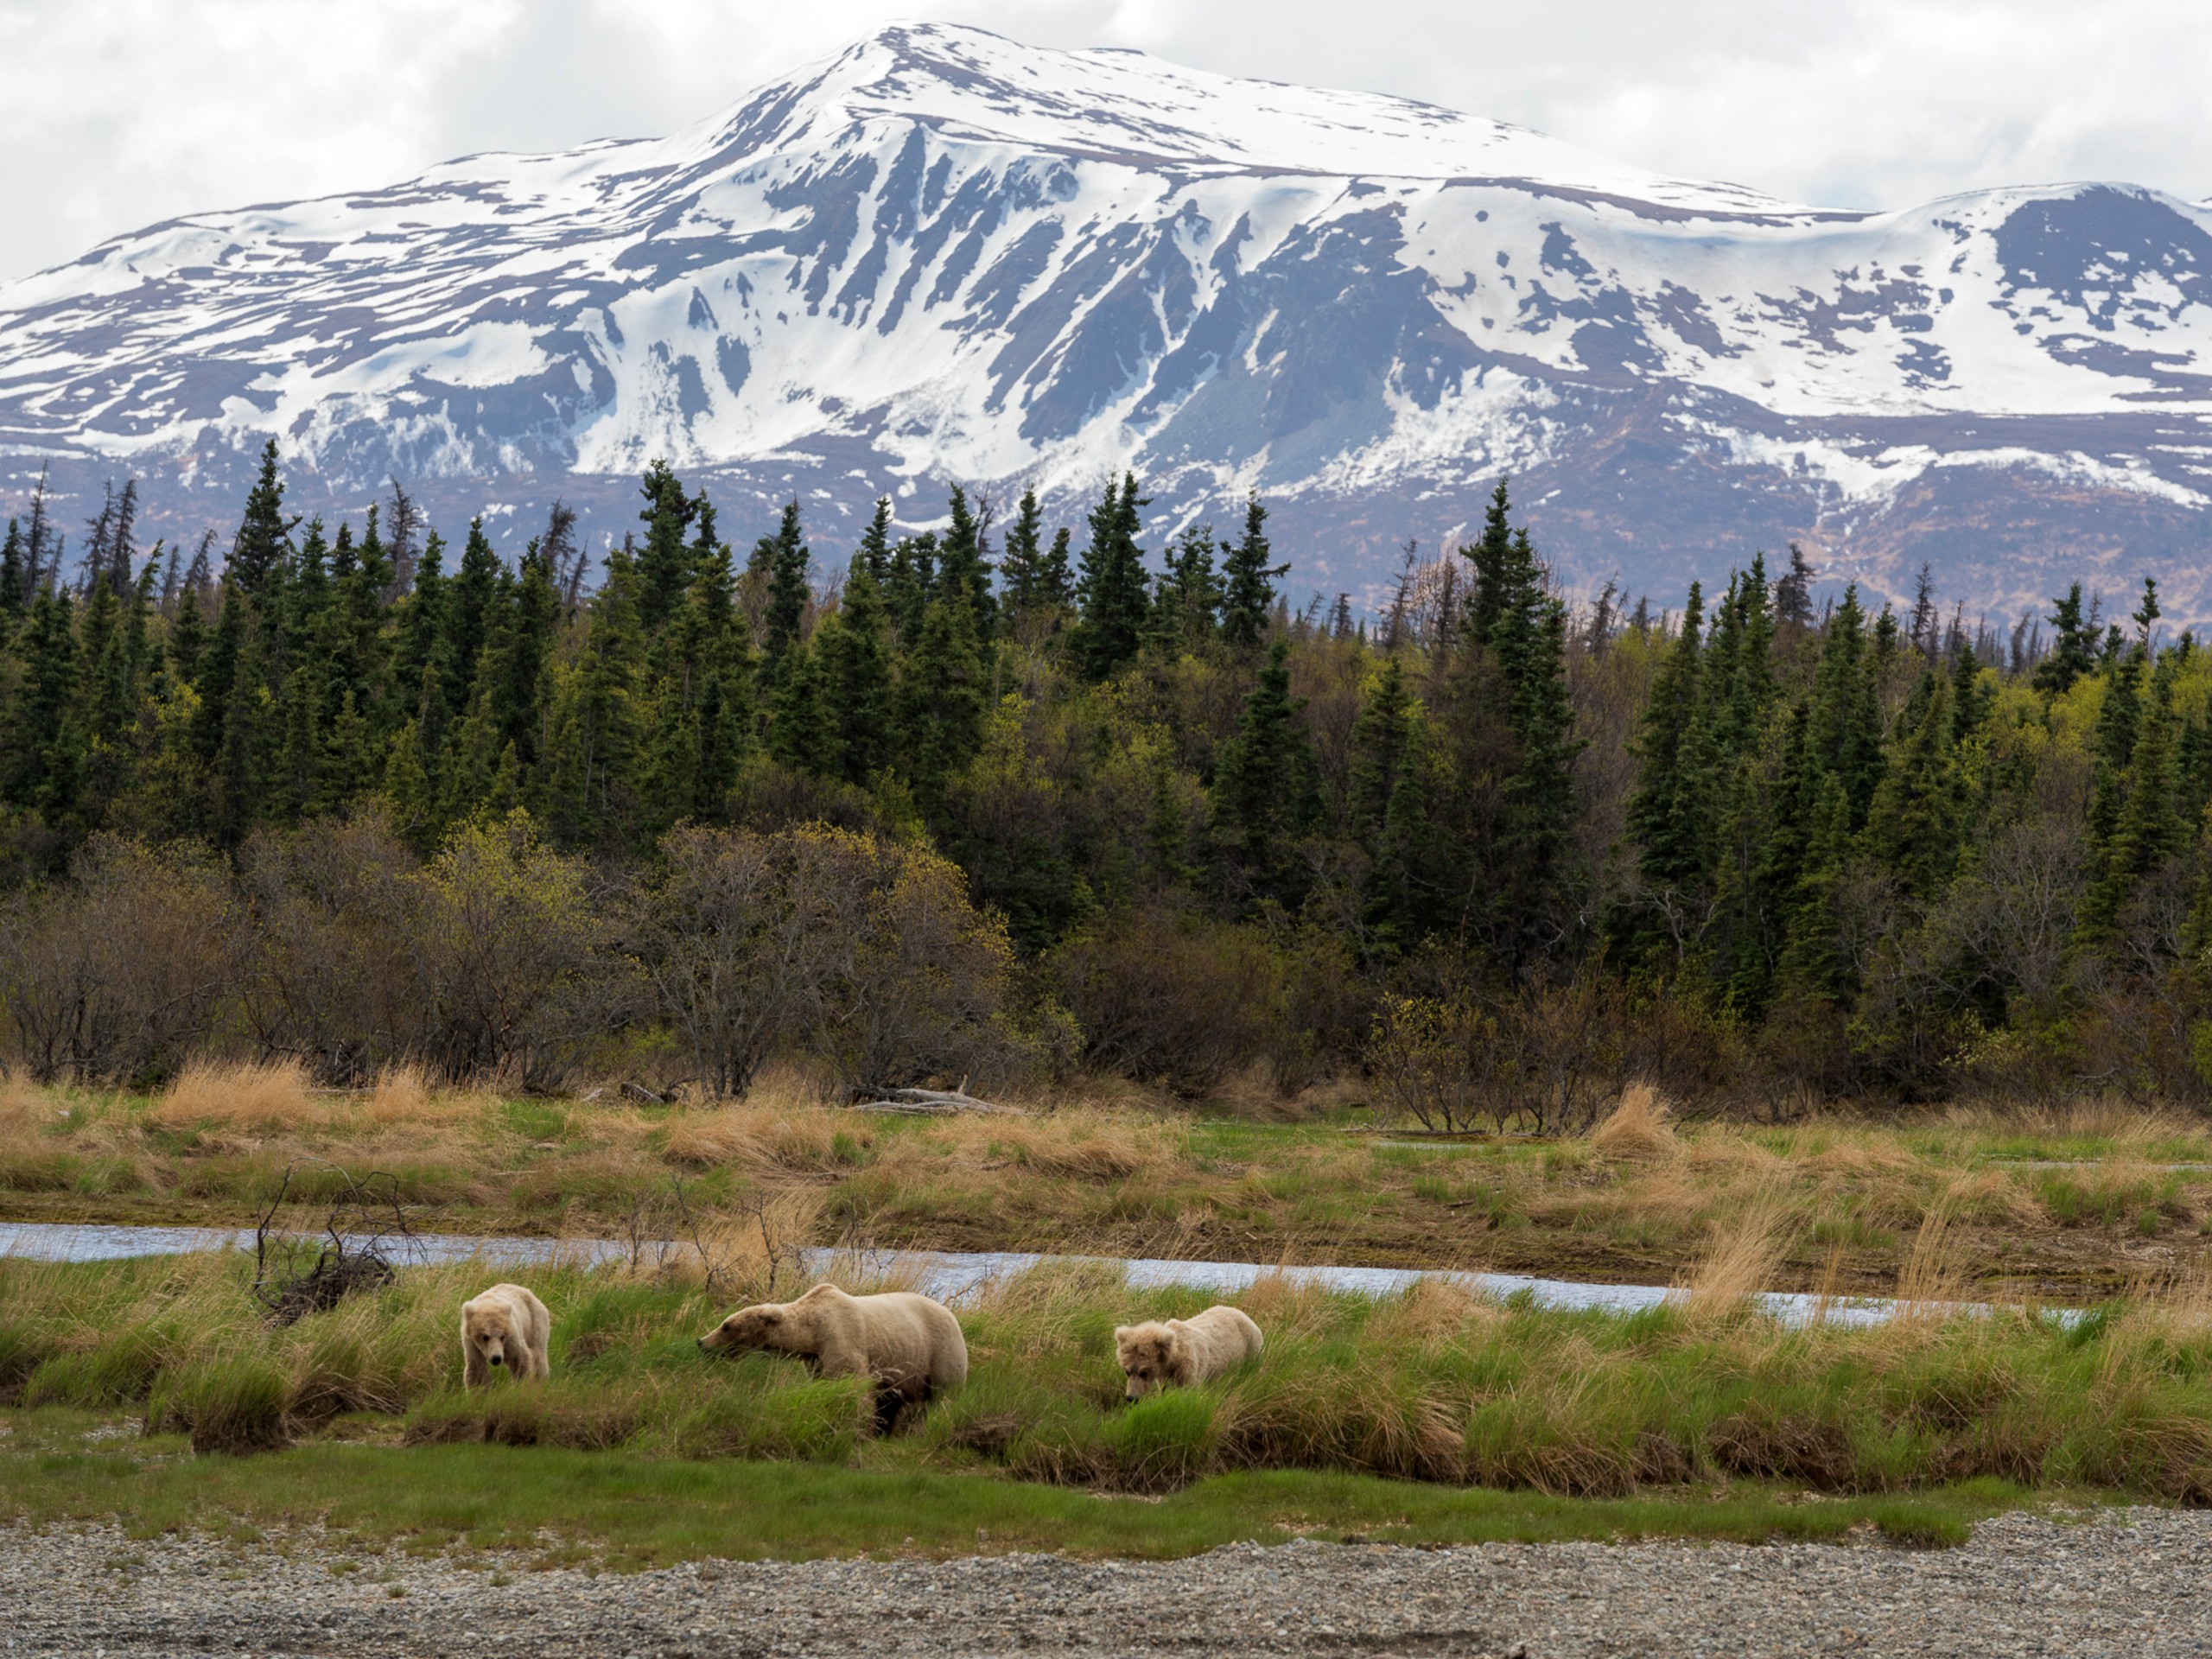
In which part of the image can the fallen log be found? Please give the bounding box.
[846,1085,1025,1116]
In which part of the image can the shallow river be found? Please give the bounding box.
[0,1217,2005,1328]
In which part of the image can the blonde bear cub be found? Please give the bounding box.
[461,1283,551,1388]
[1115,1305,1263,1400]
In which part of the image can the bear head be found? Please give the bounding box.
[464,1304,524,1370]
[1114,1321,1185,1401]
[698,1301,792,1357]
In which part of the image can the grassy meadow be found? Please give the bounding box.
[2,1222,2209,1561]
[8,1064,2212,1561]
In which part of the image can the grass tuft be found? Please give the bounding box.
[149,1058,315,1132]
[1590,1082,1679,1161]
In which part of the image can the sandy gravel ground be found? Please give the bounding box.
[3,1509,2209,1657]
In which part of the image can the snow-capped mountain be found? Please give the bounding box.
[5,22,2212,620]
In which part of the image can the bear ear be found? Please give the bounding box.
[1112,1325,1131,1341]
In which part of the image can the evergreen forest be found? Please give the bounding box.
[3,440,2210,1114]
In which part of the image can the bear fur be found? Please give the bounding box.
[1115,1305,1263,1400]
[698,1284,968,1433]
[461,1283,551,1388]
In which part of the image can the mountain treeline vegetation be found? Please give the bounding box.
[3,442,2211,1115]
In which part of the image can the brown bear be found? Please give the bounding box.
[460,1283,551,1388]
[1115,1304,1263,1400]
[697,1284,968,1433]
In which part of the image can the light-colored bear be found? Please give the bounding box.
[1115,1305,1263,1400]
[697,1284,968,1433]
[460,1283,551,1388]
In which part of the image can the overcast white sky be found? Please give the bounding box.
[1,0,2204,283]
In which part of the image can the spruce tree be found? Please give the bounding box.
[766,641,834,777]
[87,556,156,817]
[1774,543,1816,630]
[1774,772,1854,1004]
[1803,586,1884,828]
[1862,668,1964,901]
[540,545,647,851]
[1153,525,1223,653]
[1626,583,1712,893]
[486,539,560,768]
[816,560,893,785]
[884,531,938,648]
[1706,556,1776,758]
[895,597,987,804]
[1073,474,1149,680]
[635,460,696,633]
[7,587,78,812]
[1465,479,1516,645]
[759,501,811,672]
[855,496,894,584]
[2032,583,2098,697]
[936,486,995,637]
[1219,493,1284,652]
[440,518,501,719]
[999,488,1046,620]
[340,505,395,736]
[1363,721,1433,955]
[378,719,435,851]
[392,530,448,737]
[1210,639,1319,904]
[1482,518,1584,962]
[2086,645,2146,855]
[0,520,23,618]
[188,579,246,766]
[227,440,295,606]
[1037,526,1075,613]
[1346,656,1418,847]
[2081,652,2186,944]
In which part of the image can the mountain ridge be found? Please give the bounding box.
[4,22,2211,620]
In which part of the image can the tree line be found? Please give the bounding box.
[3,442,2210,1109]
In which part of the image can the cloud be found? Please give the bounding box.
[2,0,2205,282]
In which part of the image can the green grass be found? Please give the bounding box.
[0,1408,2050,1567]
[8,1247,2212,1511]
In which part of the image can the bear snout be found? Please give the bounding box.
[489,1352,503,1366]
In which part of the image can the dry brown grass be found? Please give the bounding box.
[641,1189,826,1301]
[1672,1194,1794,1323]
[0,1065,48,1142]
[661,1103,855,1173]
[1942,1166,2044,1229]
[1890,1203,1970,1328]
[1945,1095,2202,1150]
[1588,1081,1678,1161]
[1592,1160,1711,1230]
[1800,1128,1925,1179]
[1236,1270,1340,1343]
[2123,1261,2212,1345]
[1680,1127,1789,1179]
[359,1063,502,1130]
[932,1108,1179,1182]
[1362,1277,1502,1353]
[147,1058,316,1132]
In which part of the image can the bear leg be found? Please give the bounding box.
[872,1384,905,1438]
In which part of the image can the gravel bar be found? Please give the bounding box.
[4,1509,2209,1657]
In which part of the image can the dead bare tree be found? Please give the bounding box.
[251,1162,414,1325]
